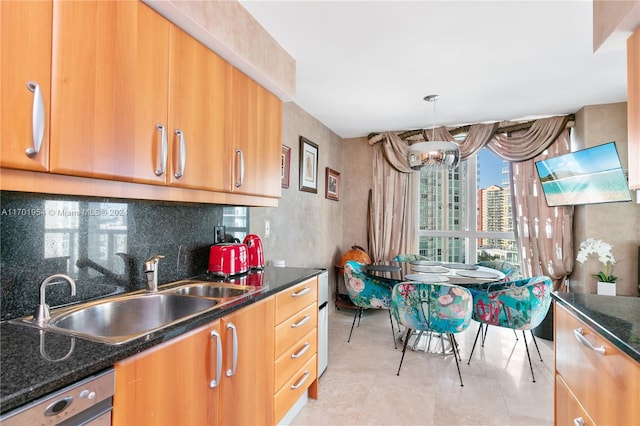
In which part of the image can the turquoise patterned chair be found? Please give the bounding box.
[391,282,473,386]
[467,276,553,382]
[472,259,519,342]
[343,261,398,349]
[392,254,430,262]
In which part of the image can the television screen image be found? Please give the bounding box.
[534,141,632,207]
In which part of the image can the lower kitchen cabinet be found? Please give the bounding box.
[273,277,319,424]
[113,297,274,426]
[554,302,640,425]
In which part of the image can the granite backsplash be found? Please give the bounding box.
[0,191,240,321]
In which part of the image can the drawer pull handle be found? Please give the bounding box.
[291,314,310,328]
[226,323,238,377]
[290,371,310,390]
[174,129,186,178]
[210,330,222,388]
[26,81,44,158]
[155,123,168,176]
[291,342,310,359]
[573,417,585,426]
[573,328,606,355]
[292,287,311,298]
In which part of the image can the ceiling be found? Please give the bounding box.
[239,1,629,139]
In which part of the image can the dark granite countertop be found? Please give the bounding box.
[552,292,640,363]
[0,266,322,414]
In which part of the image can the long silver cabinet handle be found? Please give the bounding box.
[290,371,310,390]
[174,129,186,178]
[291,314,311,329]
[154,124,167,176]
[292,287,311,298]
[210,330,222,388]
[291,342,310,359]
[573,328,606,355]
[226,323,238,377]
[235,149,244,187]
[26,81,45,158]
[573,417,585,426]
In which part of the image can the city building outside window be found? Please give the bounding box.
[418,146,521,277]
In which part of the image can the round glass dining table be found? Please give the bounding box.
[363,261,506,285]
[363,260,507,355]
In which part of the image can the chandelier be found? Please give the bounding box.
[408,95,460,170]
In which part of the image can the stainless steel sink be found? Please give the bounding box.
[162,281,257,300]
[14,293,219,345]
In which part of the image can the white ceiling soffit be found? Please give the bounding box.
[239,0,628,139]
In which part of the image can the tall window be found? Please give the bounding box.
[418,147,520,276]
[222,207,249,241]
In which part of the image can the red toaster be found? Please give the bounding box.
[208,243,248,276]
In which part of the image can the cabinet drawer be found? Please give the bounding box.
[275,278,317,324]
[275,303,317,356]
[275,328,317,392]
[555,374,595,426]
[274,355,317,423]
[555,304,640,425]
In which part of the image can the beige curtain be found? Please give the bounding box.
[368,132,418,262]
[490,121,573,291]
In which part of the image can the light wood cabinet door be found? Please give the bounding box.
[167,25,230,191]
[49,0,169,184]
[1,0,52,171]
[113,321,221,426]
[555,303,640,425]
[555,375,595,426]
[228,67,282,197]
[220,297,275,426]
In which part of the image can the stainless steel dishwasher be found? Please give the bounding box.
[0,368,115,426]
[317,269,329,376]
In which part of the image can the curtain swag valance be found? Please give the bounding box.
[368,114,572,165]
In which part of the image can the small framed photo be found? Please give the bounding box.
[325,167,340,201]
[299,136,318,193]
[281,145,291,188]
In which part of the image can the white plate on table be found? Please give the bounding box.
[442,263,478,270]
[411,265,450,274]
[409,260,442,266]
[405,273,449,283]
[455,269,501,279]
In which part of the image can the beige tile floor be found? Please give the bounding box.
[292,307,554,426]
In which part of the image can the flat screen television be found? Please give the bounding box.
[534,141,632,207]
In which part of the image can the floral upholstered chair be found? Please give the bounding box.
[392,254,430,262]
[467,276,553,382]
[343,261,398,349]
[391,282,473,386]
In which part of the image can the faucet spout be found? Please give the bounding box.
[143,255,164,292]
[34,274,77,323]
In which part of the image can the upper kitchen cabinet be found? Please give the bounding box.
[228,68,282,198]
[0,0,52,171]
[49,0,170,185]
[167,26,230,191]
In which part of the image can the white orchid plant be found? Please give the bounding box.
[576,238,618,283]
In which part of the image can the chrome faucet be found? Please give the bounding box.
[33,274,77,323]
[143,255,164,292]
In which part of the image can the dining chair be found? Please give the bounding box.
[391,282,473,386]
[466,276,553,382]
[392,254,430,262]
[471,259,518,342]
[343,260,398,349]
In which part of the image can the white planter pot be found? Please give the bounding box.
[597,281,616,296]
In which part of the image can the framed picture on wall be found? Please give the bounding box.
[299,136,318,193]
[281,145,291,188]
[325,168,340,201]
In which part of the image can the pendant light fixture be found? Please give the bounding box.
[408,95,460,170]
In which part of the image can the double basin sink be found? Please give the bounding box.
[14,281,260,345]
